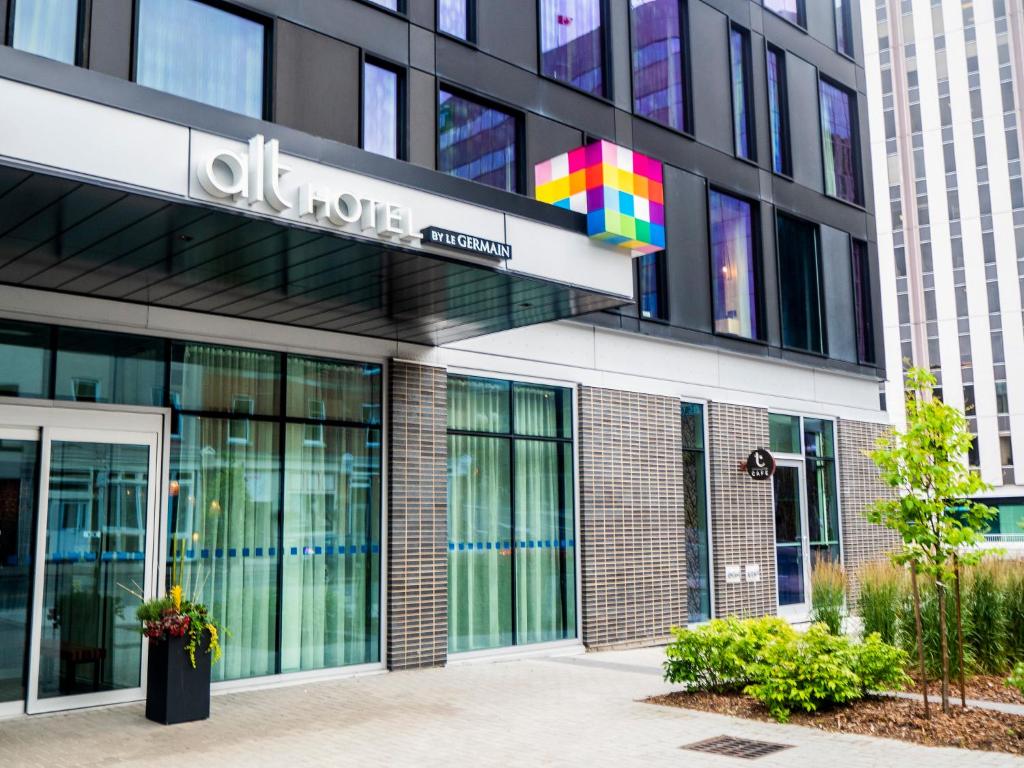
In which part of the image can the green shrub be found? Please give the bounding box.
[663,617,795,692]
[744,624,863,723]
[853,632,912,693]
[857,561,904,645]
[810,559,847,635]
[1009,662,1024,695]
[965,561,1006,674]
[1003,565,1024,663]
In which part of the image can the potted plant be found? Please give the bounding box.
[136,585,224,725]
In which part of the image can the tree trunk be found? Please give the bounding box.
[937,574,950,714]
[954,556,966,708]
[910,565,929,718]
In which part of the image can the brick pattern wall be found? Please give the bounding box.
[578,386,687,649]
[707,402,777,618]
[837,418,901,605]
[387,361,448,670]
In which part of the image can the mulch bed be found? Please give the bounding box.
[646,690,1024,756]
[910,675,1024,706]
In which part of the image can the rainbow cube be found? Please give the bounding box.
[534,140,666,256]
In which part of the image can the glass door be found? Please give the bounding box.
[772,460,811,618]
[26,427,160,713]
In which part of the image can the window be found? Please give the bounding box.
[710,190,760,340]
[638,252,667,320]
[438,0,473,41]
[438,87,519,192]
[539,0,606,97]
[364,0,403,11]
[851,239,876,364]
[834,0,854,57]
[135,0,267,118]
[682,403,710,623]
[764,0,805,28]
[0,319,50,398]
[629,0,689,133]
[10,0,79,64]
[362,60,403,159]
[777,214,826,354]
[729,25,756,161]
[804,418,840,564]
[447,376,575,653]
[55,328,166,406]
[767,46,791,176]
[820,79,862,204]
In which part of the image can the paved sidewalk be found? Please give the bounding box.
[0,646,1021,767]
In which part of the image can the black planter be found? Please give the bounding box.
[145,633,211,725]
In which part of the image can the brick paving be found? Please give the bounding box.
[1,647,1021,767]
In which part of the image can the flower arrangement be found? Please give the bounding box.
[132,584,225,668]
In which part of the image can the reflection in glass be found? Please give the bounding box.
[851,240,876,364]
[0,440,37,702]
[282,425,380,670]
[514,383,571,439]
[820,79,861,203]
[682,403,710,623]
[768,413,801,454]
[171,343,280,416]
[764,0,804,27]
[767,47,790,176]
[135,0,266,118]
[630,0,686,132]
[710,190,758,339]
[169,417,279,682]
[448,376,510,433]
[438,88,518,192]
[438,0,469,40]
[806,459,840,563]
[730,26,754,160]
[287,356,381,425]
[448,435,512,653]
[777,214,825,354]
[0,320,50,398]
[835,0,853,56]
[11,0,78,64]
[38,442,149,698]
[539,0,605,96]
[56,328,165,406]
[363,62,400,159]
[638,252,665,320]
[773,466,805,606]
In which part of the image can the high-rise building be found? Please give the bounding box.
[865,0,1024,542]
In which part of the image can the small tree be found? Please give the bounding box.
[867,367,996,714]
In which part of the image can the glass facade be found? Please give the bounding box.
[447,376,575,653]
[135,0,266,118]
[777,214,825,354]
[55,328,165,406]
[366,0,400,10]
[11,0,78,64]
[0,439,36,703]
[682,403,710,623]
[363,61,401,159]
[438,88,519,192]
[710,190,759,340]
[630,0,687,133]
[539,0,605,97]
[438,0,471,40]
[767,46,790,176]
[851,239,875,364]
[835,0,853,57]
[820,79,861,204]
[730,25,755,161]
[804,418,839,564]
[764,0,804,27]
[638,252,665,320]
[168,344,382,680]
[0,320,50,398]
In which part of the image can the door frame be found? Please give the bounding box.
[0,401,169,715]
[772,457,812,620]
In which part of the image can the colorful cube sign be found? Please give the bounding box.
[534,140,666,255]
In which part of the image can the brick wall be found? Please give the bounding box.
[707,402,777,618]
[387,360,448,670]
[578,386,687,649]
[837,418,901,605]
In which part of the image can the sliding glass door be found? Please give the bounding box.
[447,376,576,654]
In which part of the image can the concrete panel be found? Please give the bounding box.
[475,0,537,71]
[88,0,133,79]
[786,54,825,194]
[525,114,583,197]
[664,166,711,332]
[408,69,436,170]
[691,2,733,155]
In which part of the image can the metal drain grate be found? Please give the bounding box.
[682,735,792,760]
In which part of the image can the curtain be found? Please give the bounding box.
[282,425,380,671]
[11,0,78,64]
[286,357,380,424]
[176,344,279,415]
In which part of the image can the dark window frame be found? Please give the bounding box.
[637,251,669,323]
[763,0,807,31]
[626,0,694,138]
[535,0,614,103]
[850,238,876,365]
[728,21,757,164]
[834,0,855,60]
[817,74,865,208]
[435,80,526,195]
[360,51,409,161]
[765,43,792,179]
[7,0,88,66]
[436,0,476,45]
[130,0,274,122]
[774,210,829,357]
[706,184,766,345]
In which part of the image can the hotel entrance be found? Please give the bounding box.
[0,403,165,715]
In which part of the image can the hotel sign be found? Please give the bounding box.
[196,134,422,244]
[420,226,511,260]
